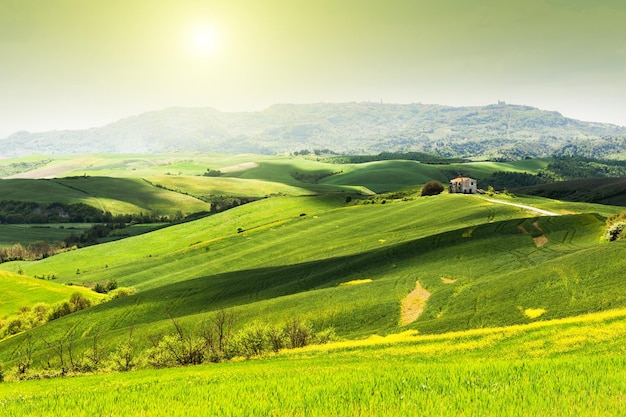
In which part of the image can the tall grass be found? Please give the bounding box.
[1,309,625,416]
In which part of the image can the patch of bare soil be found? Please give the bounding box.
[400,280,431,326]
[440,277,457,284]
[220,162,259,173]
[519,222,548,247]
[533,235,548,247]
[530,221,548,247]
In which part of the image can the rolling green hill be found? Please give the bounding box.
[0,192,623,365]
[517,177,626,206]
[0,166,624,416]
[1,153,554,200]
[0,271,100,317]
[0,176,210,217]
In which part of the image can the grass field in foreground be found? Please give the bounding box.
[0,309,624,416]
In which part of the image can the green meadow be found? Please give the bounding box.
[0,271,100,317]
[0,192,623,356]
[0,152,625,415]
[0,224,91,248]
[1,309,625,416]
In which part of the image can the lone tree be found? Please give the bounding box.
[421,181,444,196]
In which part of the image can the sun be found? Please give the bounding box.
[187,25,220,57]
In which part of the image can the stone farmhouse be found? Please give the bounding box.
[449,177,477,194]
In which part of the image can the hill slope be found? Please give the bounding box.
[0,176,210,217]
[517,177,626,206]
[0,193,624,366]
[2,103,625,159]
[0,270,99,317]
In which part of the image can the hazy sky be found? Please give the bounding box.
[1,0,625,137]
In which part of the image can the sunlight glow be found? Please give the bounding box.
[187,25,220,57]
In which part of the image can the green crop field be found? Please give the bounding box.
[1,152,625,416]
[0,271,100,317]
[0,308,624,416]
[0,192,624,360]
[0,176,210,216]
[0,224,92,248]
[147,174,312,198]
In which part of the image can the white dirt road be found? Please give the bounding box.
[482,198,560,217]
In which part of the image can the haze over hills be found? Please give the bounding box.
[2,102,626,160]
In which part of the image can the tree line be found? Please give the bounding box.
[326,151,464,165]
[0,201,107,224]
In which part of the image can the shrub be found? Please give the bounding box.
[109,338,137,372]
[4,318,23,336]
[12,334,34,375]
[606,222,625,242]
[31,303,50,323]
[284,318,313,349]
[104,287,136,301]
[149,334,206,367]
[146,340,176,369]
[267,325,286,353]
[69,292,91,312]
[203,309,235,362]
[105,279,118,292]
[48,302,72,321]
[421,181,444,196]
[314,327,336,344]
[93,283,106,293]
[231,322,269,358]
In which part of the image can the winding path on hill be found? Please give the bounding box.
[481,198,560,217]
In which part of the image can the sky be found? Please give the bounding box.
[1,0,626,137]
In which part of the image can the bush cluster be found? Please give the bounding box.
[420,181,444,196]
[147,317,332,368]
[92,279,118,294]
[3,314,335,382]
[0,293,92,340]
[606,212,626,242]
[0,242,70,263]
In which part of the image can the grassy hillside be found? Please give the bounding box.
[0,176,210,216]
[4,154,296,180]
[1,308,625,416]
[320,160,448,193]
[2,154,552,194]
[147,175,312,198]
[0,271,99,317]
[0,192,623,368]
[517,177,626,206]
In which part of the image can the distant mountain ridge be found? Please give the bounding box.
[2,102,626,159]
